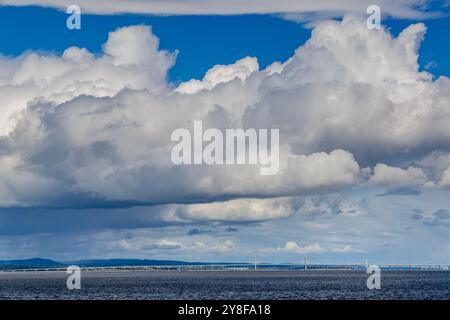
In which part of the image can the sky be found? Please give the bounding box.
[0,1,449,264]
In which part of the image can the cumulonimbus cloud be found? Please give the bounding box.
[1,16,449,217]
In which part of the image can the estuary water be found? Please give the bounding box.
[0,270,448,300]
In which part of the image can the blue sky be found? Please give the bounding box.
[0,6,311,82]
[1,5,449,81]
[0,1,450,264]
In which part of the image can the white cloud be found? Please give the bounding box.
[298,196,365,217]
[438,167,450,188]
[0,25,175,136]
[117,237,236,254]
[261,241,365,254]
[262,242,325,254]
[177,198,292,222]
[140,239,183,251]
[419,151,450,173]
[330,245,365,253]
[369,163,428,188]
[298,198,334,216]
[176,57,259,94]
[1,16,450,224]
[243,18,450,163]
[194,239,236,253]
[1,0,438,19]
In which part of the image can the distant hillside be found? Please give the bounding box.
[0,258,64,269]
[0,258,214,269]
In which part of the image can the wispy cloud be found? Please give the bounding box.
[1,0,442,19]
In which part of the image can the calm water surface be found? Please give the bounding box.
[0,270,448,300]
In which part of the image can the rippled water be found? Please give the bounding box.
[0,270,448,300]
